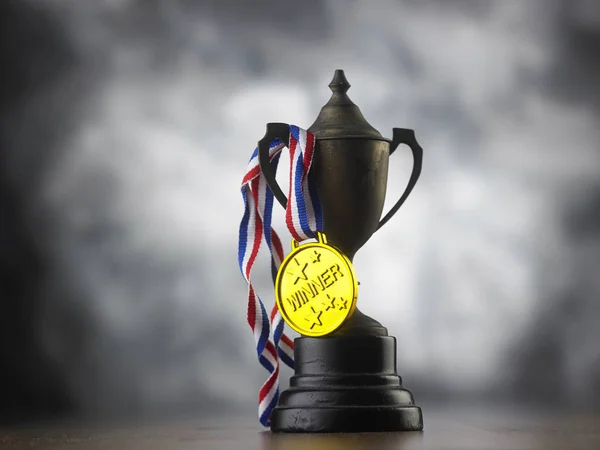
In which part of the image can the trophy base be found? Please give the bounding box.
[270,335,423,433]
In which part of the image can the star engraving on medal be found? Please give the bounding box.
[286,257,309,285]
[311,250,322,264]
[321,294,337,311]
[304,306,323,329]
[335,297,348,310]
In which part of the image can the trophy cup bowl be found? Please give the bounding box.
[258,70,424,433]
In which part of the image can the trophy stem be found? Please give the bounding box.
[331,308,388,337]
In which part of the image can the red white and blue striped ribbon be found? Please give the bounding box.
[238,125,323,426]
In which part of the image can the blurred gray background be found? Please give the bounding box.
[1,0,599,424]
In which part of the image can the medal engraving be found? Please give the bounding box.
[276,233,357,337]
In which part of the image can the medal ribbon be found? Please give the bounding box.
[238,125,323,426]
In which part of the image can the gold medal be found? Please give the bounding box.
[275,232,358,337]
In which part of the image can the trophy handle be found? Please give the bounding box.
[258,122,290,209]
[377,128,423,230]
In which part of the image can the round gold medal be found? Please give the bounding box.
[275,233,358,337]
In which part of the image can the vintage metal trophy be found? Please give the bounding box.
[239,69,423,433]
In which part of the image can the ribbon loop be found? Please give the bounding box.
[238,126,322,426]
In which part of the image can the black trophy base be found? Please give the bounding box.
[270,335,423,433]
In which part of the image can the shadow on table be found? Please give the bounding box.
[261,430,424,450]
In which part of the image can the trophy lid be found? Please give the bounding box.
[307,69,389,141]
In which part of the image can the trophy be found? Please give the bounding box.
[256,69,424,433]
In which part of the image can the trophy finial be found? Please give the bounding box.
[329,69,350,94]
[308,69,386,141]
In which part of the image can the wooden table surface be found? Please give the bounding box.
[0,407,599,449]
